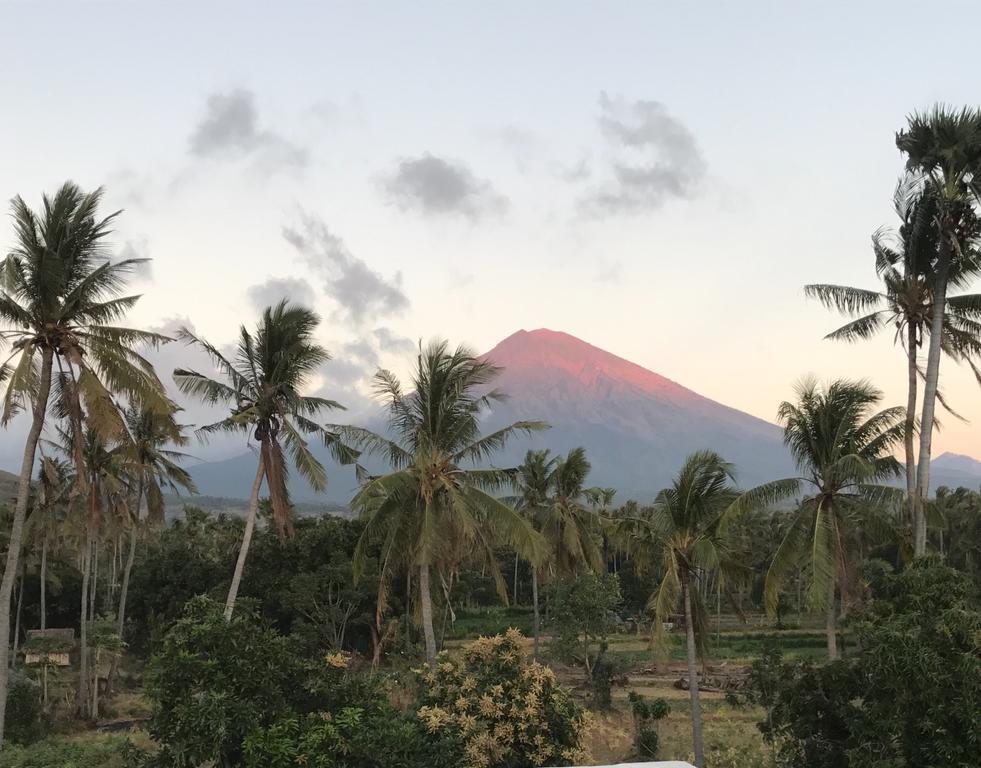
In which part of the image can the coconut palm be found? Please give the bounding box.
[509,450,554,657]
[805,174,981,553]
[763,378,904,660]
[0,182,169,743]
[116,404,195,645]
[896,106,981,555]
[50,424,133,719]
[174,301,352,619]
[31,456,71,634]
[334,340,547,665]
[614,451,785,768]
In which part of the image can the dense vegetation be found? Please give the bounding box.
[0,106,980,768]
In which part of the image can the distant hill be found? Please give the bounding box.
[0,469,18,505]
[183,329,981,503]
[4,330,979,507]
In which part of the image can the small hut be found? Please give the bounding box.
[23,628,74,667]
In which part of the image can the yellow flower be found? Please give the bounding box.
[324,652,349,669]
[461,675,477,692]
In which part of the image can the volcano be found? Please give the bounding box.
[478,329,794,496]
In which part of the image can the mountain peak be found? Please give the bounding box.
[485,328,696,403]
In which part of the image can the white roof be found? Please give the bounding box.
[552,763,697,768]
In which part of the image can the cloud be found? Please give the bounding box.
[581,92,706,214]
[246,276,316,311]
[282,214,408,326]
[382,153,508,220]
[188,89,308,172]
[373,327,415,355]
[117,238,153,281]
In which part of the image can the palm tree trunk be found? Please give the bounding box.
[419,563,437,666]
[40,536,48,633]
[224,456,265,620]
[512,553,519,605]
[11,566,24,669]
[531,567,540,660]
[116,480,142,638]
[826,576,838,660]
[78,533,93,719]
[905,324,918,554]
[915,247,951,556]
[0,347,53,748]
[682,575,704,768]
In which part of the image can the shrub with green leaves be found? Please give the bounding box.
[4,672,43,746]
[627,691,669,759]
[142,596,305,767]
[416,629,590,768]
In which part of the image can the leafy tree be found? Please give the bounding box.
[765,560,981,768]
[0,182,168,743]
[333,340,546,665]
[763,378,905,659]
[896,106,981,555]
[548,571,622,707]
[174,301,353,618]
[805,174,981,552]
[627,691,669,760]
[614,451,787,768]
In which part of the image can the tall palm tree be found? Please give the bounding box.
[334,340,547,665]
[509,449,556,659]
[614,451,784,768]
[51,424,133,719]
[896,106,981,555]
[116,404,195,644]
[174,301,352,619]
[0,182,169,743]
[763,378,904,660]
[31,456,71,635]
[805,174,981,553]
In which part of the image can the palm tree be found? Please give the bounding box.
[174,301,352,619]
[0,182,169,743]
[805,174,981,553]
[614,451,783,768]
[115,404,195,649]
[763,378,904,660]
[896,106,981,555]
[334,340,547,665]
[509,449,554,659]
[31,456,71,634]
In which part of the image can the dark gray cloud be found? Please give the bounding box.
[188,89,307,172]
[382,153,508,220]
[246,276,316,312]
[282,214,408,326]
[373,327,415,355]
[582,92,706,214]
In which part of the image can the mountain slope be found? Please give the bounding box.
[182,329,981,503]
[479,329,794,495]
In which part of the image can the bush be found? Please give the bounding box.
[627,691,669,759]
[142,596,306,767]
[765,560,981,768]
[5,672,43,746]
[242,653,452,768]
[416,629,590,768]
[0,734,132,768]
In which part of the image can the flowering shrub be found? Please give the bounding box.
[415,629,590,768]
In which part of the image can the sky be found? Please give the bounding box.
[1,1,980,467]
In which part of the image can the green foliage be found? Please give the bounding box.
[0,734,135,768]
[415,630,589,768]
[548,572,622,706]
[765,560,981,768]
[627,691,669,759]
[4,674,43,746]
[142,596,304,767]
[242,656,449,768]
